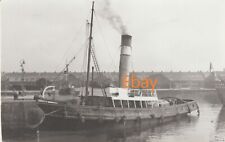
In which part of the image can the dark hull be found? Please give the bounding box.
[39,112,188,131]
[1,100,45,131]
[37,100,199,131]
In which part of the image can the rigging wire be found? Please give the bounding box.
[51,42,86,83]
[80,37,89,95]
[94,12,118,72]
[80,20,91,95]
[91,41,107,96]
[54,23,85,72]
[93,11,121,85]
[51,19,90,85]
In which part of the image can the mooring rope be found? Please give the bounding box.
[44,108,63,116]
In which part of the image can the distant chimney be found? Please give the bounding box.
[119,34,132,88]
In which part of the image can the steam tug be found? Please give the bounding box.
[36,1,199,130]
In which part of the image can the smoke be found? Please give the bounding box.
[98,0,127,34]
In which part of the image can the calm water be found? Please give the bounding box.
[3,92,225,142]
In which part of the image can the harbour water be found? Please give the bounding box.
[2,91,225,142]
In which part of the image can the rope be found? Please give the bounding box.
[51,42,86,83]
[90,43,107,97]
[54,23,85,71]
[45,108,63,116]
[80,37,89,96]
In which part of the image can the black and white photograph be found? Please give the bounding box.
[1,0,225,142]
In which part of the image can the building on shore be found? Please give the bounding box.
[1,71,225,91]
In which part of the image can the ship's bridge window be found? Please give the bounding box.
[135,101,141,108]
[114,100,122,108]
[129,101,135,108]
[142,101,147,108]
[142,90,151,97]
[128,89,140,97]
[112,92,119,97]
[122,100,128,108]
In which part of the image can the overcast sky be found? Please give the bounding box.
[1,0,225,72]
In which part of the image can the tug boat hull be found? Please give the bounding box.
[37,99,199,130]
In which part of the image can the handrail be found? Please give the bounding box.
[42,86,55,98]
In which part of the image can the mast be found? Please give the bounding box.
[91,66,94,96]
[20,59,25,90]
[65,62,69,85]
[85,1,95,97]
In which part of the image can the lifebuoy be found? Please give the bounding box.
[25,108,45,129]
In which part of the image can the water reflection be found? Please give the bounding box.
[214,106,225,142]
[18,116,198,142]
[216,106,225,131]
[2,115,199,142]
[108,116,199,142]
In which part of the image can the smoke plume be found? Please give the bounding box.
[98,0,127,34]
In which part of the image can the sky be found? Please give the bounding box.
[1,0,225,72]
